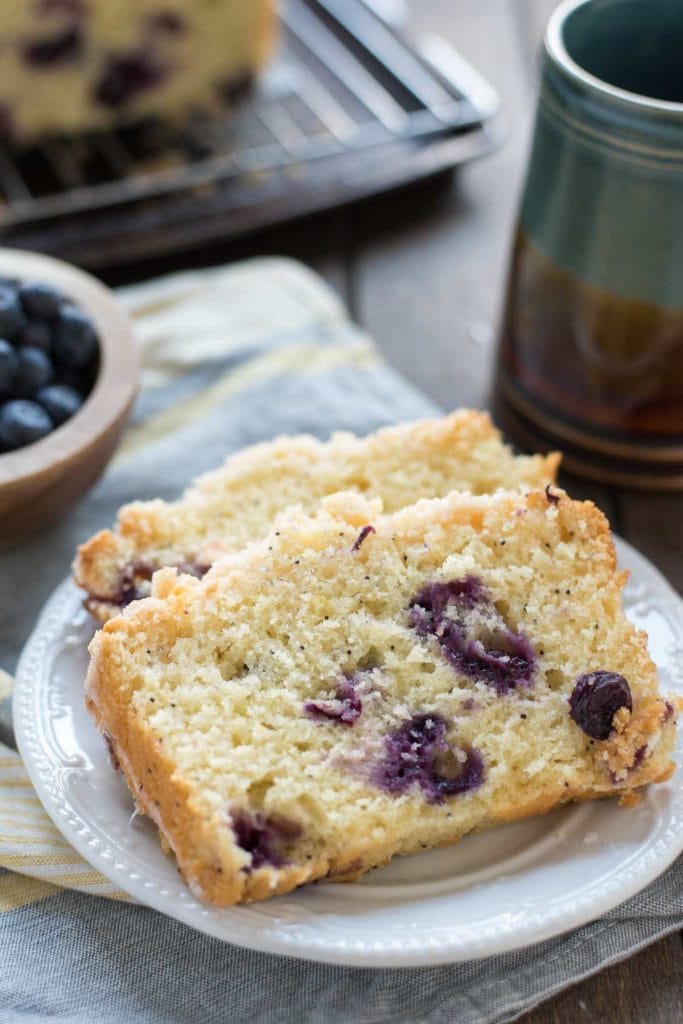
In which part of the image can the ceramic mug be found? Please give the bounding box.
[493,0,683,489]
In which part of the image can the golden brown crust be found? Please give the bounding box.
[607,699,679,781]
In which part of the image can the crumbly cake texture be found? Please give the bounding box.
[0,1,274,143]
[74,410,560,620]
[87,488,679,907]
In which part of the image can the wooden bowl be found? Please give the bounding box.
[0,248,138,540]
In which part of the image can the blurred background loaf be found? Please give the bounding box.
[0,0,275,143]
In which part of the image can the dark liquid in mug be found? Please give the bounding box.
[498,232,683,437]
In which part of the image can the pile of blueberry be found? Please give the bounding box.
[0,277,99,453]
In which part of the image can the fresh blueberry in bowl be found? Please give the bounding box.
[0,273,101,452]
[14,346,53,397]
[17,318,52,351]
[53,306,99,370]
[19,282,62,321]
[35,384,82,426]
[0,400,53,451]
[0,248,138,539]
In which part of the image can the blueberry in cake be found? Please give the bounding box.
[0,1,274,143]
[74,410,560,620]
[87,488,679,906]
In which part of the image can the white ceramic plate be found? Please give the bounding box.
[14,536,683,967]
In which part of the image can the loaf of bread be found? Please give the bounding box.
[87,487,679,907]
[0,1,274,143]
[74,410,560,620]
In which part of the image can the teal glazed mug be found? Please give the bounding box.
[494,0,683,489]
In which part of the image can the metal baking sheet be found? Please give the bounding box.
[0,0,501,270]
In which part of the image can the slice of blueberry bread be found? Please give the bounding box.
[74,410,560,620]
[0,1,274,144]
[86,488,679,907]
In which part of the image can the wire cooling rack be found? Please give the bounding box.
[0,0,500,269]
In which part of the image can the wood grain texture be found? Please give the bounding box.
[518,932,683,1024]
[620,494,683,592]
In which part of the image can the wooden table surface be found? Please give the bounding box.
[106,1,682,1020]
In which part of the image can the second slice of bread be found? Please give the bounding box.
[74,410,559,620]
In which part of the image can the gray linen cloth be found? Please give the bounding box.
[0,258,680,1024]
